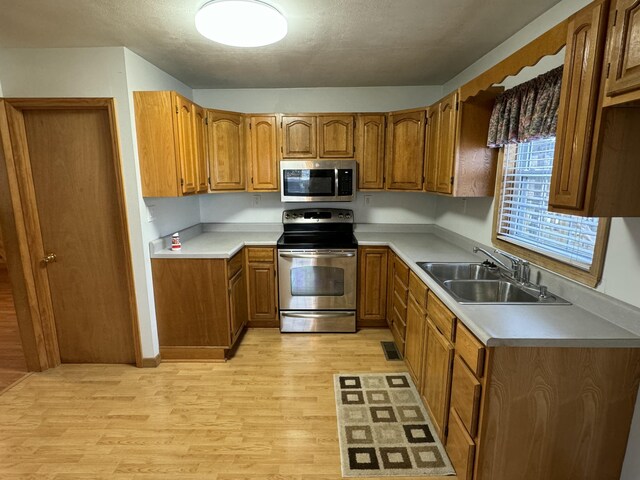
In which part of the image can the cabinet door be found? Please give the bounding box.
[421,319,454,440]
[436,92,458,194]
[282,116,317,158]
[357,247,388,324]
[424,107,440,192]
[248,115,279,191]
[151,259,230,347]
[247,262,278,321]
[194,105,209,193]
[207,110,245,191]
[173,94,198,195]
[229,267,248,342]
[405,294,426,390]
[385,110,426,190]
[606,0,640,98]
[319,115,355,158]
[356,115,386,189]
[550,0,608,210]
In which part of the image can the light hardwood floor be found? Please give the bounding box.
[0,328,455,479]
[0,264,28,393]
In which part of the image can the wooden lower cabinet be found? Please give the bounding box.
[245,247,279,328]
[446,407,476,480]
[151,253,247,360]
[357,247,389,327]
[404,292,426,389]
[421,319,454,440]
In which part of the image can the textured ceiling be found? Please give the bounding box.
[0,0,562,88]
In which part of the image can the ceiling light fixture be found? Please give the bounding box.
[195,0,287,47]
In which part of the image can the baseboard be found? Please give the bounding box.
[160,346,227,362]
[140,353,161,368]
[357,319,389,328]
[247,320,280,328]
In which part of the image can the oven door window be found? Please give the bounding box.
[283,169,335,197]
[290,266,344,296]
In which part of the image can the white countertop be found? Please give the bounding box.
[150,225,640,348]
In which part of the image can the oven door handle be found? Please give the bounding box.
[279,252,356,259]
[282,312,352,319]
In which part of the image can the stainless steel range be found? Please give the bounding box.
[277,208,358,333]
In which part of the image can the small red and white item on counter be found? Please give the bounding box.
[171,232,182,251]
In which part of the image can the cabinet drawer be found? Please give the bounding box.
[456,321,485,378]
[409,271,428,308]
[227,251,243,278]
[451,355,482,437]
[393,289,407,320]
[392,307,406,337]
[246,247,274,263]
[427,292,455,342]
[393,256,409,287]
[391,321,405,355]
[446,408,476,480]
[394,275,408,301]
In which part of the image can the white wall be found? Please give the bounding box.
[0,47,196,360]
[434,0,640,475]
[200,192,437,224]
[193,86,443,113]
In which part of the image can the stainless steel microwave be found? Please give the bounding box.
[280,160,356,202]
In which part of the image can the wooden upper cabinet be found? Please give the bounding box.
[549,0,609,211]
[424,107,440,192]
[194,105,209,193]
[282,115,317,158]
[318,115,355,158]
[248,115,279,191]
[385,109,426,190]
[436,92,458,194]
[207,110,246,191]
[134,91,206,197]
[605,0,640,100]
[356,114,386,189]
[425,88,500,197]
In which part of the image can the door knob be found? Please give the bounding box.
[43,253,57,264]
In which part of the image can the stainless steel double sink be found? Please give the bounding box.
[418,262,570,305]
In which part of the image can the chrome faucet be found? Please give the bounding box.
[473,247,530,284]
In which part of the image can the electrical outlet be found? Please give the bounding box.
[146,204,156,223]
[252,194,261,206]
[364,194,373,206]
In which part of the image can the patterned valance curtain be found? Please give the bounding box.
[487,66,564,148]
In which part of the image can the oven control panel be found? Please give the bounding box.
[283,208,353,224]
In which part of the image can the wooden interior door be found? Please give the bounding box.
[207,110,245,190]
[606,0,640,98]
[19,105,138,364]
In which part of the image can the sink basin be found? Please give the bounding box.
[443,280,539,304]
[418,262,499,281]
[418,262,570,305]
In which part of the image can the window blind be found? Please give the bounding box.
[497,138,599,269]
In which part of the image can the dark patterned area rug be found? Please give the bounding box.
[334,373,455,477]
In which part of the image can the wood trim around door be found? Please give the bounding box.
[0,98,143,370]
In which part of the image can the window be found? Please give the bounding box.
[493,138,609,287]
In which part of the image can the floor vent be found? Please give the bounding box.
[381,341,402,361]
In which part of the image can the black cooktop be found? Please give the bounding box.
[278,208,357,249]
[277,232,358,250]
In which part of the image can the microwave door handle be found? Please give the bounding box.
[279,252,356,259]
[335,168,339,197]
